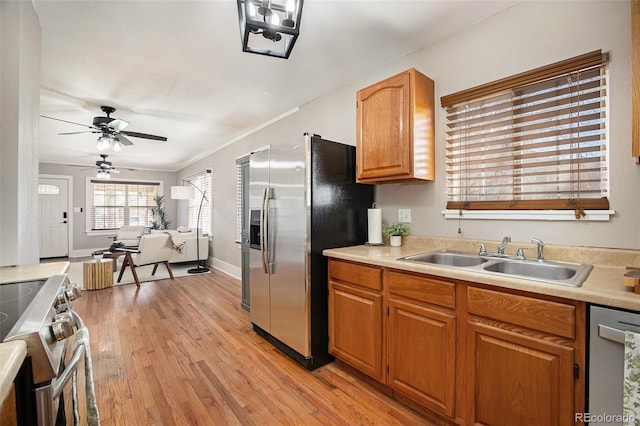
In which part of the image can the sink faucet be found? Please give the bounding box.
[531,238,545,261]
[497,236,511,255]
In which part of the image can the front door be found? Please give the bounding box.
[38,177,69,258]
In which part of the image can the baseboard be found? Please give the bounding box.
[67,251,239,280]
[211,257,241,280]
[69,248,96,258]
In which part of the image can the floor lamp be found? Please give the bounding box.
[171,182,209,274]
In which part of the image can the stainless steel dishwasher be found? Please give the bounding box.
[588,304,640,424]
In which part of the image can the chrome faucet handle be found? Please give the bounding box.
[531,238,544,261]
[497,236,511,254]
[473,242,487,255]
[516,247,529,259]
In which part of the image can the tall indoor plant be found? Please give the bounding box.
[151,195,171,230]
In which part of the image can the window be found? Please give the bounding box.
[38,184,60,195]
[186,170,211,235]
[87,179,160,231]
[236,162,242,243]
[440,50,609,215]
[235,155,249,244]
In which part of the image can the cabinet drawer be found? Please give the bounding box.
[388,271,455,308]
[467,286,575,339]
[329,260,382,291]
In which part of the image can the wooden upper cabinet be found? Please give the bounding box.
[356,68,435,183]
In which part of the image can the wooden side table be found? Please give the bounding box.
[103,251,126,272]
[83,259,113,290]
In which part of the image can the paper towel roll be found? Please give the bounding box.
[367,209,382,244]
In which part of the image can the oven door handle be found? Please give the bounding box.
[51,312,86,400]
[598,324,626,345]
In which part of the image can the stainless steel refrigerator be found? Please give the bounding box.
[249,133,374,369]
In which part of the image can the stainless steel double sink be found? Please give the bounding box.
[398,250,593,287]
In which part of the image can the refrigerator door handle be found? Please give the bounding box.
[260,187,271,274]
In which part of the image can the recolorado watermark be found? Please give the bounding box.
[575,412,637,423]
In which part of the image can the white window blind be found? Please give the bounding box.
[90,180,159,230]
[187,170,211,235]
[441,50,609,212]
[236,163,242,243]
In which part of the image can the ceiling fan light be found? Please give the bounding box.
[97,135,113,151]
[112,140,122,152]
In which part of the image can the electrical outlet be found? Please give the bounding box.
[398,209,411,223]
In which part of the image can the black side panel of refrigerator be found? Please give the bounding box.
[308,135,374,368]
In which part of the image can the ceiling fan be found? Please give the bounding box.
[69,154,129,179]
[41,105,167,150]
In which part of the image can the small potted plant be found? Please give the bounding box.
[109,241,126,252]
[92,250,104,262]
[382,222,410,247]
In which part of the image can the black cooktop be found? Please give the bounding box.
[0,280,46,341]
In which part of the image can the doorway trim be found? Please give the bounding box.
[39,174,73,258]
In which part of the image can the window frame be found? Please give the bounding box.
[85,177,163,235]
[440,50,612,221]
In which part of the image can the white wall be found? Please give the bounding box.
[373,0,638,250]
[178,1,638,277]
[1,1,42,266]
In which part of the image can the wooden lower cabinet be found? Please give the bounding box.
[327,259,585,425]
[329,282,384,381]
[467,319,575,426]
[328,260,384,382]
[388,298,456,418]
[466,285,582,426]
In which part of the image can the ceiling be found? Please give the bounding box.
[35,0,516,172]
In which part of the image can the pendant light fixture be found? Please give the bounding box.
[237,0,303,59]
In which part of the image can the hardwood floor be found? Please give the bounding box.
[71,269,442,425]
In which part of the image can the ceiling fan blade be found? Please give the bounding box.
[108,118,129,132]
[58,130,99,135]
[115,134,134,146]
[41,115,95,129]
[121,130,167,141]
[110,169,122,174]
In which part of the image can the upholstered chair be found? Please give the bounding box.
[112,225,145,247]
[117,233,175,287]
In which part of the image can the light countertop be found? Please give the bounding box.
[0,341,27,409]
[323,236,640,312]
[0,261,70,284]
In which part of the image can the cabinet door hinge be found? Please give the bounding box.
[387,307,390,316]
[574,363,580,379]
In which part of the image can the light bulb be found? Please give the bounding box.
[286,0,295,14]
[105,171,111,179]
[112,140,122,152]
[271,12,280,26]
[248,2,256,18]
[97,136,108,151]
